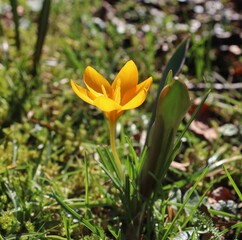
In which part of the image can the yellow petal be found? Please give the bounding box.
[94,96,121,112]
[122,77,152,110]
[70,80,95,104]
[120,87,136,105]
[113,78,121,104]
[112,60,138,97]
[136,77,153,93]
[84,66,112,96]
[121,89,147,110]
[121,77,152,106]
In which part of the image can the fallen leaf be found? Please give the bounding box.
[190,120,218,141]
[231,61,242,76]
[189,100,218,141]
[171,161,189,171]
[208,186,234,201]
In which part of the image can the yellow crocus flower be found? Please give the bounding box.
[70,60,152,124]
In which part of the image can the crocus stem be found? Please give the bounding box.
[109,121,124,181]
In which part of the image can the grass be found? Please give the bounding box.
[0,0,241,239]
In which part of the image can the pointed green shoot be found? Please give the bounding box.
[140,79,190,198]
[165,70,173,86]
[147,37,190,138]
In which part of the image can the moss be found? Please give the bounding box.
[0,211,18,233]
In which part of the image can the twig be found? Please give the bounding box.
[187,82,242,91]
[29,118,54,131]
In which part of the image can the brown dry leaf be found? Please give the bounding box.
[231,61,242,76]
[190,120,218,141]
[189,100,218,141]
[208,186,235,201]
[171,161,189,171]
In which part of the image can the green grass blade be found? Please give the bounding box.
[84,155,89,205]
[52,193,105,237]
[97,147,117,176]
[209,209,239,219]
[168,202,238,220]
[223,165,242,201]
[45,236,67,240]
[63,43,83,70]
[9,0,20,50]
[125,137,139,180]
[97,147,123,192]
[62,212,71,240]
[103,147,122,181]
[172,89,211,156]
[3,182,19,214]
[220,222,242,236]
[32,131,53,180]
[6,233,47,239]
[32,0,51,76]
[32,143,45,180]
[137,146,147,176]
[181,176,217,228]
[12,137,18,165]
